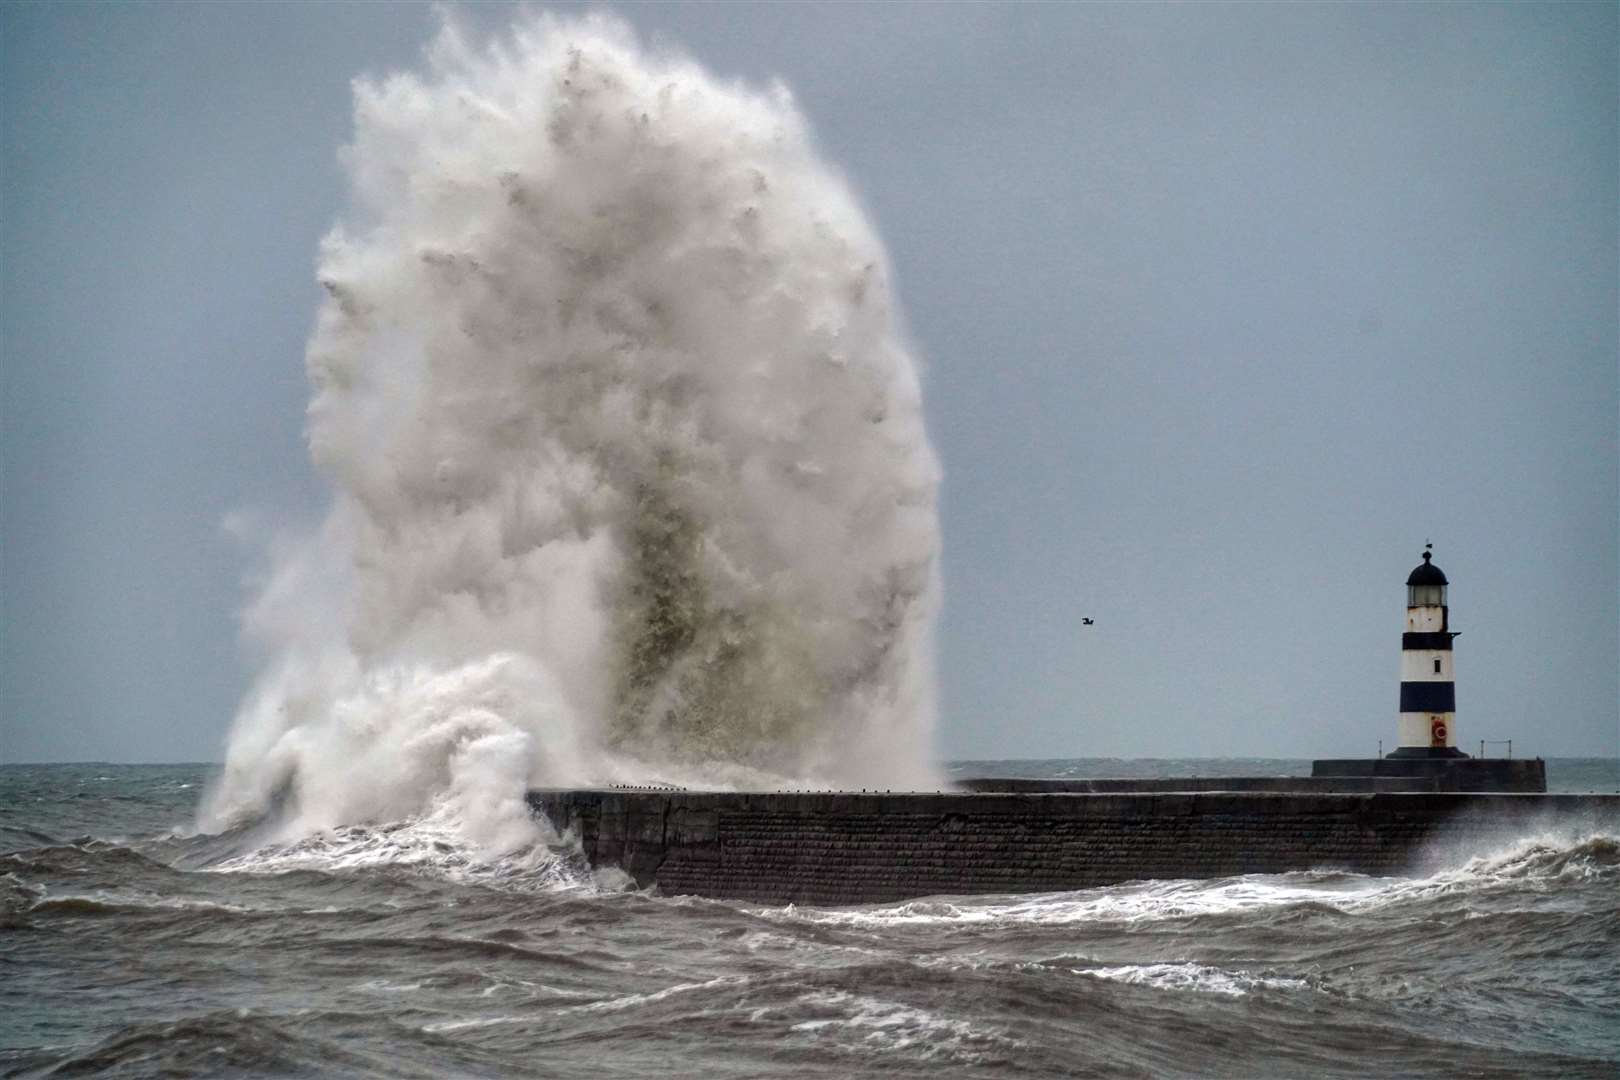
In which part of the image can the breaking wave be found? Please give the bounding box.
[764,831,1620,928]
[201,10,941,852]
[1079,962,1308,997]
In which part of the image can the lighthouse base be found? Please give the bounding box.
[1310,756,1545,792]
[1384,745,1470,759]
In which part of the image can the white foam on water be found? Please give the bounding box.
[761,830,1619,928]
[357,979,425,994]
[764,877,1360,929]
[787,989,1021,1063]
[202,808,590,894]
[421,1015,521,1034]
[736,928,886,962]
[562,973,752,1014]
[200,9,941,865]
[1079,961,1309,997]
[1330,829,1620,915]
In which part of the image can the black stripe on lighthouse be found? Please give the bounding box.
[1402,632,1454,651]
[1399,681,1455,712]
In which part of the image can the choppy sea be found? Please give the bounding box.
[3,759,1617,1078]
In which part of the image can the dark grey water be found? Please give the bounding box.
[4,761,1618,1078]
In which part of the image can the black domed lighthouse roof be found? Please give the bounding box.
[1406,550,1448,586]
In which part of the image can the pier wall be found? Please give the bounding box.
[1310,757,1546,791]
[955,776,1441,793]
[528,789,1617,905]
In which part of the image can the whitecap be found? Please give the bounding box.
[1079,961,1309,997]
[786,989,1022,1063]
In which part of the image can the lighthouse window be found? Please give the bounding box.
[1433,658,1442,674]
[1408,584,1446,607]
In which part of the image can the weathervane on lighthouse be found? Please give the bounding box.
[1389,544,1468,758]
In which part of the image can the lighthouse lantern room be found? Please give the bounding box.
[1390,545,1467,758]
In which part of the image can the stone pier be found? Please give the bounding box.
[528,788,1616,905]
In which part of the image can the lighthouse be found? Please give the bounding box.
[1310,546,1542,787]
[1390,545,1467,758]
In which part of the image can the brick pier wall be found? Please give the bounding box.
[527,789,1617,906]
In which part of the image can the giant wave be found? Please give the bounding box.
[201,12,942,853]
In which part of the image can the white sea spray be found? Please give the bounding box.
[200,11,942,856]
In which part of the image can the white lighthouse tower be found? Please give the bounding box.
[1390,545,1467,758]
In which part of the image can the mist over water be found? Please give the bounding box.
[202,13,942,846]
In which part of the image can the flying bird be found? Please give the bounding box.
[1081,618,1094,626]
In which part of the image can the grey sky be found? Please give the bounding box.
[3,2,1615,764]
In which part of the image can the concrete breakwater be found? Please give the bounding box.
[956,776,1442,793]
[958,757,1548,793]
[528,788,1618,905]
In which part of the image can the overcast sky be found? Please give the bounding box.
[3,2,1615,764]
